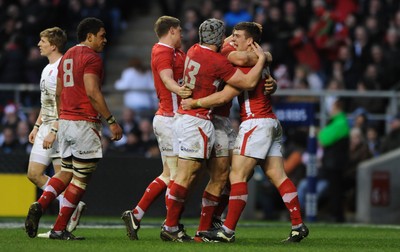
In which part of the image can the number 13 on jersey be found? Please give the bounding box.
[184,57,200,90]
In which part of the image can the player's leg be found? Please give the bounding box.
[121,156,170,240]
[263,119,308,242]
[199,154,256,243]
[27,162,50,189]
[134,155,170,220]
[161,114,214,242]
[196,156,229,234]
[264,156,309,242]
[208,115,235,229]
[161,157,201,242]
[25,158,73,238]
[50,157,97,240]
[27,126,54,189]
[122,116,173,240]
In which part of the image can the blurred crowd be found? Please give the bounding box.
[0,0,134,105]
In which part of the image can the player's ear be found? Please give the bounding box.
[86,33,94,42]
[247,37,254,46]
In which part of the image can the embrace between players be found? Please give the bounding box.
[121,16,309,243]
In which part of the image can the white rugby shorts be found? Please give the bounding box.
[153,115,176,156]
[173,114,215,160]
[233,118,283,159]
[212,115,236,157]
[58,120,103,159]
[29,122,60,165]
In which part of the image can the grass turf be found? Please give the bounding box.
[1,217,399,252]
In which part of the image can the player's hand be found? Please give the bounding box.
[265,75,277,95]
[28,129,38,144]
[265,51,273,66]
[181,98,194,110]
[43,132,56,149]
[251,42,266,61]
[109,123,123,141]
[178,85,192,99]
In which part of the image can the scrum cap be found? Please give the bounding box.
[199,18,225,48]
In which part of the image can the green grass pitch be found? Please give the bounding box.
[1,217,399,252]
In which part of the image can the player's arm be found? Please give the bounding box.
[228,51,272,67]
[181,85,241,110]
[84,73,122,141]
[226,42,266,90]
[265,74,277,95]
[29,108,43,144]
[159,69,191,98]
[56,77,62,117]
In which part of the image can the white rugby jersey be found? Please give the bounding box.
[40,57,61,123]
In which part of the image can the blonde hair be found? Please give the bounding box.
[40,27,67,52]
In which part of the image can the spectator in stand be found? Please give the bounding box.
[64,0,83,46]
[24,46,47,84]
[382,27,400,90]
[114,57,156,114]
[324,78,344,115]
[365,15,385,45]
[344,127,372,213]
[157,0,183,17]
[198,0,214,20]
[273,64,292,89]
[352,25,371,76]
[369,44,388,86]
[379,113,400,154]
[0,34,26,84]
[0,126,24,154]
[336,45,360,90]
[182,7,201,50]
[292,64,323,91]
[138,117,156,150]
[289,27,321,73]
[348,78,386,115]
[224,0,252,35]
[308,2,338,70]
[116,127,145,156]
[1,103,23,132]
[349,107,369,135]
[119,107,140,136]
[366,125,381,157]
[16,120,31,154]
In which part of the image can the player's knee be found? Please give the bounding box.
[27,165,44,184]
[158,174,170,185]
[27,170,39,184]
[61,158,73,172]
[72,161,97,178]
[165,156,178,180]
[70,177,88,190]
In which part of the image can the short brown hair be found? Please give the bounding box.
[154,16,180,38]
[40,27,67,52]
[233,22,262,43]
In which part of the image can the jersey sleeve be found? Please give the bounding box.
[155,49,174,73]
[84,53,103,77]
[221,43,236,57]
[215,54,237,82]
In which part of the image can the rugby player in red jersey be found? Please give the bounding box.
[121,16,192,240]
